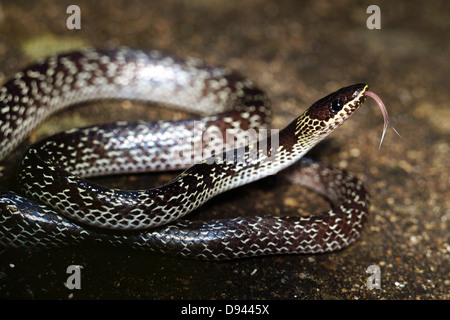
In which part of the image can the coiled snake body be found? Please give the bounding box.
[0,48,374,260]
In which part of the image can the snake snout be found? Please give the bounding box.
[338,83,368,105]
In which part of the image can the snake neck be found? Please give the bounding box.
[274,113,330,163]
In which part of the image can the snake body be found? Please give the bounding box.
[0,48,370,260]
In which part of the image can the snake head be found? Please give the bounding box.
[299,83,368,137]
[306,83,368,122]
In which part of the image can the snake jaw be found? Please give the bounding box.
[306,84,367,121]
[298,83,368,141]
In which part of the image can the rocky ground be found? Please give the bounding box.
[0,0,448,300]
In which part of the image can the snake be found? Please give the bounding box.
[0,48,395,260]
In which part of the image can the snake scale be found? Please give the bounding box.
[0,48,384,260]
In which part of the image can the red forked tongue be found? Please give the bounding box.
[365,91,401,149]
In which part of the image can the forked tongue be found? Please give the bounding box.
[365,91,401,149]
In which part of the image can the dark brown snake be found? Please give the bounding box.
[0,48,393,260]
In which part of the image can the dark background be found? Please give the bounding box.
[0,0,448,300]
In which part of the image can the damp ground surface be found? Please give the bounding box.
[0,0,448,300]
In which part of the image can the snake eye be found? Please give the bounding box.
[330,99,343,113]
